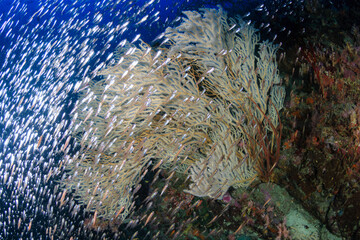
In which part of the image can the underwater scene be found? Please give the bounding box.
[0,0,359,239]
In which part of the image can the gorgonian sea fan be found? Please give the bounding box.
[63,7,285,220]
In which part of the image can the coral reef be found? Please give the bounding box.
[279,25,360,238]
